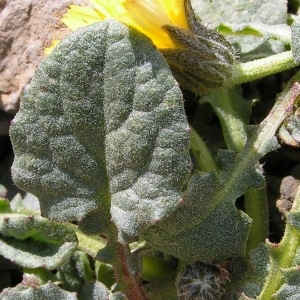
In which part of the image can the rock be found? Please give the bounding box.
[0,0,90,113]
[276,175,300,218]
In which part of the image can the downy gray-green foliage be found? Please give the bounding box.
[1,0,300,299]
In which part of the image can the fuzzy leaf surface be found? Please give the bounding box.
[292,16,300,64]
[273,267,300,299]
[224,244,270,299]
[143,86,291,263]
[9,20,191,242]
[80,282,109,300]
[0,213,77,269]
[142,150,262,263]
[0,283,77,300]
[192,0,287,61]
[56,251,94,293]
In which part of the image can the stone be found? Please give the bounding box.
[0,0,90,114]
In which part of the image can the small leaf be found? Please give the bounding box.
[287,211,300,231]
[143,78,297,263]
[109,292,128,300]
[9,193,39,215]
[226,244,270,299]
[0,282,77,300]
[80,282,109,300]
[142,162,254,263]
[0,198,11,214]
[10,20,191,242]
[292,17,300,64]
[95,261,115,288]
[0,214,77,269]
[56,251,94,292]
[273,267,300,299]
[192,0,287,25]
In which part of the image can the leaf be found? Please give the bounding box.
[143,79,298,263]
[9,193,39,215]
[292,16,300,64]
[80,282,128,300]
[109,292,128,300]
[273,267,300,299]
[218,22,291,45]
[9,20,191,242]
[225,244,270,299]
[192,0,288,61]
[0,213,77,269]
[0,198,11,214]
[56,251,94,292]
[80,282,109,300]
[95,261,115,288]
[142,153,257,263]
[0,282,77,300]
[192,0,287,24]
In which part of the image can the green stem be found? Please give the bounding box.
[258,186,300,300]
[200,88,248,152]
[190,125,217,172]
[66,223,106,259]
[244,189,269,253]
[229,51,298,86]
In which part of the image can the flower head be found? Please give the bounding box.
[61,0,189,49]
[46,0,235,95]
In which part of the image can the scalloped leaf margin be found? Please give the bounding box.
[9,20,191,243]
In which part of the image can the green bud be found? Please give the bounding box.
[161,0,235,95]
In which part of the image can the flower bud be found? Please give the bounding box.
[176,261,230,300]
[161,0,236,95]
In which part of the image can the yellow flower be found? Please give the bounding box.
[45,0,235,95]
[60,0,189,49]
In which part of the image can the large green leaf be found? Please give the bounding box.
[9,20,191,242]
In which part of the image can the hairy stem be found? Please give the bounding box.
[114,241,147,300]
[258,186,300,299]
[229,51,298,86]
[102,224,146,300]
[190,125,217,172]
[253,76,300,299]
[244,189,269,253]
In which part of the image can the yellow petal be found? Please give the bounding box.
[44,39,60,55]
[61,5,104,31]
[122,0,188,48]
[47,0,189,54]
